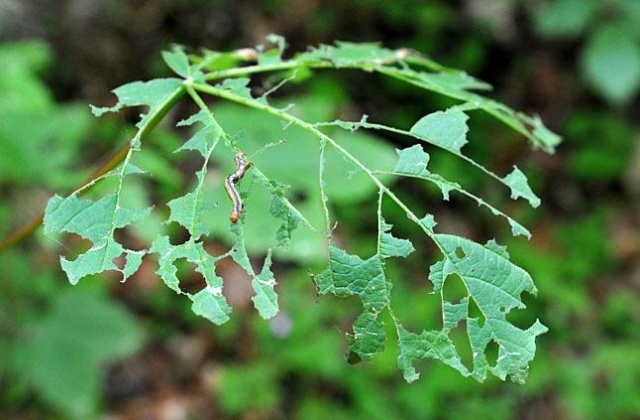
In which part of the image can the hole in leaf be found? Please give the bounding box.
[114,227,146,251]
[505,293,538,330]
[442,274,467,304]
[448,321,473,371]
[485,340,500,367]
[62,235,92,255]
[346,350,362,365]
[388,276,440,331]
[468,298,484,327]
[176,261,205,295]
[112,253,126,271]
[165,223,191,246]
[455,246,466,259]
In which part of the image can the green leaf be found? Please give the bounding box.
[253,174,304,248]
[219,77,254,99]
[385,146,530,237]
[162,46,192,78]
[315,245,390,313]
[13,286,144,417]
[166,110,223,239]
[251,250,279,319]
[44,193,150,284]
[44,38,557,385]
[150,235,232,324]
[230,223,279,319]
[527,114,563,151]
[348,311,386,362]
[175,109,223,156]
[90,78,182,128]
[426,235,547,383]
[397,326,468,382]
[165,187,214,239]
[503,166,541,208]
[380,220,414,258]
[392,144,430,177]
[581,24,640,104]
[314,243,393,360]
[534,0,598,38]
[300,41,397,67]
[191,287,232,325]
[410,109,469,153]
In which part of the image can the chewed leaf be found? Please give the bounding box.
[251,250,279,319]
[269,196,301,248]
[150,236,231,324]
[230,223,279,319]
[380,219,414,258]
[528,115,562,151]
[167,110,223,239]
[90,78,182,128]
[315,245,390,313]
[60,243,143,286]
[148,236,182,293]
[507,219,531,239]
[393,145,430,177]
[430,235,537,311]
[385,148,528,234]
[258,34,287,66]
[426,235,546,382]
[503,166,541,208]
[419,214,438,231]
[410,109,469,153]
[349,311,386,362]
[252,170,312,248]
[314,224,411,361]
[191,287,232,325]
[44,193,151,285]
[176,109,223,156]
[42,38,556,385]
[219,77,253,99]
[397,326,469,382]
[166,189,212,239]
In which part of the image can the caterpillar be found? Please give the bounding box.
[224,152,251,223]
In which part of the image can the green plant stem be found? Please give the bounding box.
[204,60,332,81]
[0,86,186,253]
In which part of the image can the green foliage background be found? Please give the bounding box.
[1,1,639,419]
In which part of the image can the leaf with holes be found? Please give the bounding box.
[39,37,560,385]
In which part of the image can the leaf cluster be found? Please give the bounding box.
[42,37,560,383]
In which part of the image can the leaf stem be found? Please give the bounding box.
[318,138,331,236]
